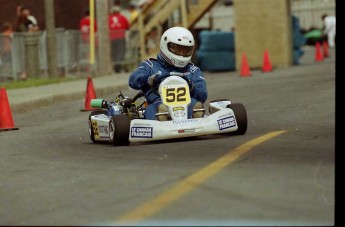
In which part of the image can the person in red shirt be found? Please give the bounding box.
[108,5,130,73]
[1,22,14,74]
[80,9,97,43]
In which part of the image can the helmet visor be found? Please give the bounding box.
[168,43,194,57]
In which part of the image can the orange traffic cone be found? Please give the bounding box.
[0,87,19,131]
[80,76,97,111]
[315,42,323,62]
[322,41,330,58]
[262,50,273,72]
[240,53,251,77]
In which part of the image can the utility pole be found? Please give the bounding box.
[44,0,58,78]
[96,0,112,75]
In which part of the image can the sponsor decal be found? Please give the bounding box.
[217,116,236,130]
[182,36,191,41]
[94,114,108,119]
[172,119,198,125]
[132,122,152,127]
[98,125,109,134]
[173,107,186,117]
[174,110,186,117]
[131,127,153,138]
[190,65,198,73]
[92,121,99,136]
[173,106,185,111]
[219,113,232,119]
[178,129,195,134]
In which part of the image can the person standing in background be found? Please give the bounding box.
[80,9,97,43]
[79,9,98,66]
[1,22,14,69]
[1,22,14,42]
[321,14,336,48]
[108,5,130,73]
[2,20,27,80]
[15,5,39,32]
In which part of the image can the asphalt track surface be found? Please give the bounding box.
[0,47,335,226]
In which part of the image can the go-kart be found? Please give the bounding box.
[88,72,247,146]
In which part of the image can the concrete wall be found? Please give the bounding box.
[233,0,293,70]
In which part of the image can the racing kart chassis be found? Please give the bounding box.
[88,75,247,146]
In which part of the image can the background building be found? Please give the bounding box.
[0,0,89,31]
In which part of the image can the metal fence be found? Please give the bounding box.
[0,28,140,81]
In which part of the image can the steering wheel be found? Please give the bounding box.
[154,72,193,91]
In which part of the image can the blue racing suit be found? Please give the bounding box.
[128,53,207,120]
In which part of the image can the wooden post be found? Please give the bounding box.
[44,0,58,78]
[138,9,146,60]
[96,0,112,75]
[180,0,188,28]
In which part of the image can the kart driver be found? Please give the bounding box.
[128,26,207,121]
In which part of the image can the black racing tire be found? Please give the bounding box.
[227,103,247,135]
[109,115,130,146]
[88,110,108,143]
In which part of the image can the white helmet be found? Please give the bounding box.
[160,27,195,68]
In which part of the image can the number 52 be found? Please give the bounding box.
[162,86,190,105]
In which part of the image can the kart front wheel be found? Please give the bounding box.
[109,115,130,146]
[227,103,247,135]
[89,110,108,143]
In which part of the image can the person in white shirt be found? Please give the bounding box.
[321,14,336,48]
[16,5,39,32]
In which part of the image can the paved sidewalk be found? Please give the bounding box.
[6,73,130,113]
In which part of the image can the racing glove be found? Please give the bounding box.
[147,74,158,87]
[147,73,170,87]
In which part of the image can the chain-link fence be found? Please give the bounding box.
[0,28,140,82]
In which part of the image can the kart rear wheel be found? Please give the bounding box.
[227,103,247,135]
[109,115,130,146]
[88,110,108,143]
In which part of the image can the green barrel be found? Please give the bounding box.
[90,99,104,108]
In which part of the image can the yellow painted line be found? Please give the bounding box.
[117,130,287,224]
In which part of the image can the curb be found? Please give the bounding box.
[10,83,129,113]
